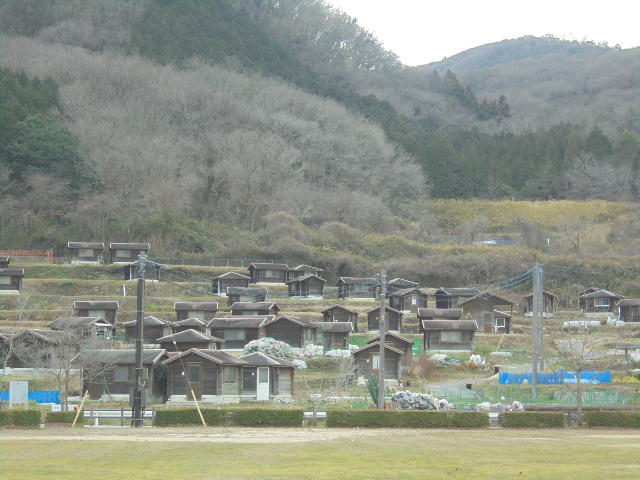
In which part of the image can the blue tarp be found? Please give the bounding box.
[499,370,611,385]
[0,390,61,404]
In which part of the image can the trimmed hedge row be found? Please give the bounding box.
[155,408,304,427]
[498,412,565,428]
[0,409,42,426]
[584,411,640,428]
[326,410,490,428]
[45,411,86,425]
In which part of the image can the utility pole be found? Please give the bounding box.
[531,262,543,400]
[377,270,387,409]
[132,253,146,427]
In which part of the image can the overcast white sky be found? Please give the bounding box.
[327,0,640,66]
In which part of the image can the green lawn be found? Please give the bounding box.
[1,428,639,479]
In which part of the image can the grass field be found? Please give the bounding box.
[1,427,639,479]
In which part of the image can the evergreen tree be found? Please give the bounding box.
[584,125,613,158]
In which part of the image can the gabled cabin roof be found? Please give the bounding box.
[493,310,512,318]
[163,348,248,366]
[618,299,640,307]
[240,352,296,367]
[212,271,251,280]
[311,322,353,333]
[73,301,120,310]
[290,264,324,272]
[229,302,280,311]
[435,287,481,297]
[226,286,268,295]
[206,316,274,329]
[458,292,517,306]
[173,318,206,327]
[319,304,359,315]
[0,268,24,277]
[174,302,219,311]
[249,263,289,270]
[352,342,404,356]
[365,306,403,316]
[524,291,557,300]
[388,278,419,288]
[389,287,427,297]
[420,320,478,331]
[580,289,624,299]
[335,277,378,286]
[121,315,173,327]
[263,315,317,328]
[48,317,113,329]
[109,243,150,250]
[0,256,9,265]
[417,308,463,319]
[366,332,413,345]
[67,242,104,249]
[72,349,167,365]
[285,273,327,284]
[15,329,80,344]
[157,329,223,343]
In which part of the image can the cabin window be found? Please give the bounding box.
[226,329,244,341]
[265,270,280,278]
[440,331,462,343]
[224,367,236,383]
[411,296,418,305]
[78,249,94,257]
[594,298,610,307]
[115,249,131,257]
[372,354,380,370]
[88,310,106,318]
[187,311,205,320]
[494,318,507,328]
[0,276,10,285]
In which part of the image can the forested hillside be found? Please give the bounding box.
[1,0,640,280]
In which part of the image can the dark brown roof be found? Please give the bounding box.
[73,301,120,310]
[291,264,324,272]
[121,316,173,326]
[580,289,624,299]
[618,299,640,307]
[67,242,104,249]
[366,332,413,345]
[249,263,289,270]
[48,317,113,329]
[0,256,9,264]
[523,291,558,300]
[157,329,223,343]
[365,306,403,316]
[319,305,359,315]
[436,288,480,297]
[163,349,248,366]
[206,316,273,328]
[240,352,296,367]
[173,318,206,327]
[0,268,24,277]
[263,316,317,328]
[212,271,251,280]
[458,292,517,306]
[352,342,404,356]
[72,349,167,365]
[420,320,478,331]
[336,277,378,286]
[311,322,353,333]
[109,243,150,250]
[15,329,81,344]
[174,302,219,311]
[229,302,280,311]
[388,278,419,288]
[389,287,427,297]
[285,274,327,284]
[226,286,268,295]
[417,308,464,319]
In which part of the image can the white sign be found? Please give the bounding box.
[9,381,28,408]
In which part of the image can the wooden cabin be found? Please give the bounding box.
[491,310,512,334]
[417,308,463,323]
[172,318,206,334]
[225,286,268,308]
[523,291,558,315]
[108,243,150,264]
[67,242,105,264]
[580,289,624,315]
[312,322,352,349]
[0,256,10,268]
[320,305,359,332]
[229,302,280,316]
[366,306,403,332]
[206,316,273,349]
[211,271,251,295]
[47,317,115,340]
[366,332,413,368]
[389,288,428,313]
[420,320,478,351]
[336,277,379,300]
[352,342,404,382]
[239,352,296,402]
[458,292,517,333]
[0,268,24,294]
[387,278,419,293]
[434,288,480,309]
[164,349,248,403]
[263,316,317,349]
[73,301,120,325]
[9,329,82,369]
[72,349,168,402]
[286,274,326,298]
[247,263,289,284]
[157,329,224,352]
[287,264,324,281]
[122,316,174,344]
[619,299,640,322]
[174,302,219,322]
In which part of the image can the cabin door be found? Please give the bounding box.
[186,363,202,401]
[257,367,270,401]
